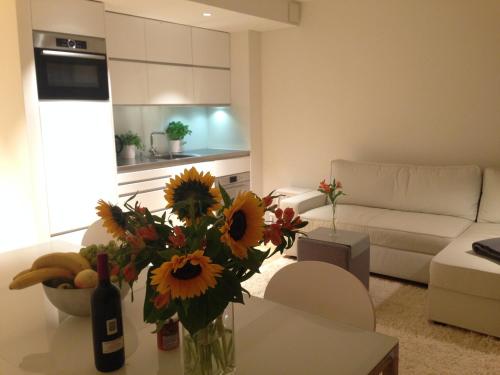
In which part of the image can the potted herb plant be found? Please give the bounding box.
[118,131,144,159]
[165,121,192,154]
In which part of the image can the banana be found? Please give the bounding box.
[31,252,90,274]
[13,268,32,280]
[9,267,74,290]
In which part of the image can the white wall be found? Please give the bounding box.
[260,0,500,193]
[0,0,39,252]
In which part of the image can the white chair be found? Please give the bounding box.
[81,219,114,246]
[264,261,375,331]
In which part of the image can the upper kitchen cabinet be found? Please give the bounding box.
[31,0,105,38]
[105,13,146,60]
[109,60,149,105]
[192,28,230,68]
[193,68,231,105]
[148,64,194,105]
[145,21,192,65]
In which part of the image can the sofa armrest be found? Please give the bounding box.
[279,191,326,214]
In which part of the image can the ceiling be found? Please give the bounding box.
[99,0,294,32]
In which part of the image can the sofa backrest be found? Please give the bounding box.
[477,168,500,223]
[331,160,482,221]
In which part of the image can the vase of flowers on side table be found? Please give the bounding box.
[94,167,307,375]
[318,178,346,234]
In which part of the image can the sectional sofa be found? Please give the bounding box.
[281,160,500,337]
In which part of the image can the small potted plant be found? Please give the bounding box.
[165,121,191,154]
[118,131,144,159]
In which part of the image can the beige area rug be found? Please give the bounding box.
[242,257,500,375]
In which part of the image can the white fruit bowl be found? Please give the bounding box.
[42,282,130,317]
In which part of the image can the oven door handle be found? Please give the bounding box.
[41,49,106,60]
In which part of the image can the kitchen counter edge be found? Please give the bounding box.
[117,149,250,173]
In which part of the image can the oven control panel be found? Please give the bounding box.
[56,38,87,50]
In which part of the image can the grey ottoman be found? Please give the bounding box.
[297,227,370,289]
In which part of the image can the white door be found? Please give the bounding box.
[105,12,146,60]
[108,60,149,105]
[193,68,230,105]
[148,64,194,104]
[145,20,192,65]
[192,28,230,68]
[39,101,118,235]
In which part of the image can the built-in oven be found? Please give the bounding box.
[33,31,109,100]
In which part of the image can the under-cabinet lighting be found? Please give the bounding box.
[203,12,212,17]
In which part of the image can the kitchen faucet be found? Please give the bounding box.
[149,131,166,157]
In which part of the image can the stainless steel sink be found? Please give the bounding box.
[154,153,198,160]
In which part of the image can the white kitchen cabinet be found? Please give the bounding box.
[192,28,230,68]
[117,157,250,213]
[105,13,146,60]
[148,64,194,105]
[108,60,149,105]
[31,0,105,38]
[145,20,192,65]
[193,68,231,105]
[39,102,118,235]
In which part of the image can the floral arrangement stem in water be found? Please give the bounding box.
[318,178,346,233]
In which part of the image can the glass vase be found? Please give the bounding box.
[181,304,235,375]
[331,203,337,234]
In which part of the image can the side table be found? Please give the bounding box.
[297,227,370,289]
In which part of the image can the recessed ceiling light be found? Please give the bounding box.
[203,12,212,17]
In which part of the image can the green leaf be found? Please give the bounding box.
[219,183,232,207]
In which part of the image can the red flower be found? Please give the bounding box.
[318,179,332,193]
[335,180,343,189]
[123,263,138,282]
[275,208,283,220]
[169,226,186,248]
[283,207,295,223]
[264,224,283,246]
[137,225,159,241]
[262,194,273,208]
[110,264,120,277]
[127,234,145,252]
[153,292,171,309]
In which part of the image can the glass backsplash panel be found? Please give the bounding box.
[113,106,248,156]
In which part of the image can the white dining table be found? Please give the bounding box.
[0,242,398,374]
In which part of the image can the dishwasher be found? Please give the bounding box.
[215,172,250,199]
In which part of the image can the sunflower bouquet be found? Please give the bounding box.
[95,167,306,372]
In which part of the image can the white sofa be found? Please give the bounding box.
[281,160,500,337]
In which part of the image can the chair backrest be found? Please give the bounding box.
[264,261,375,331]
[81,219,114,246]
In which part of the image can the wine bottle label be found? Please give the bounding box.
[106,318,118,336]
[102,336,124,354]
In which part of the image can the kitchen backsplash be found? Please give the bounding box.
[113,106,248,156]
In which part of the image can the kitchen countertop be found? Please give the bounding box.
[117,148,250,173]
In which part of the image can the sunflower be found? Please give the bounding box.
[164,167,221,221]
[220,192,265,259]
[150,250,223,300]
[96,200,127,238]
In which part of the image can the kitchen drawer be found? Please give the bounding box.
[118,176,170,197]
[119,189,166,212]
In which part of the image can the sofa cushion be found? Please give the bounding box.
[302,204,472,256]
[430,223,500,300]
[331,160,482,221]
[477,168,500,223]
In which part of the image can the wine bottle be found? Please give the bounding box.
[91,253,125,372]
